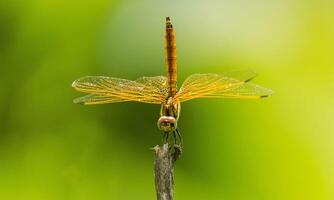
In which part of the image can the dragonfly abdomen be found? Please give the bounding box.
[165,17,177,96]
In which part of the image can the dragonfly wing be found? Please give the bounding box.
[136,76,169,96]
[219,69,258,82]
[72,76,168,105]
[73,94,129,105]
[174,73,273,102]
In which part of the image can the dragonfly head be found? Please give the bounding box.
[157,116,177,132]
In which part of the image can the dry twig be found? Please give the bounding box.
[154,144,182,200]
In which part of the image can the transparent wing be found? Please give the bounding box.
[73,94,130,105]
[174,71,273,102]
[217,69,258,82]
[72,76,168,105]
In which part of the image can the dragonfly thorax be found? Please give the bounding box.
[157,97,180,132]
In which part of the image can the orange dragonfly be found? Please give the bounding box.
[72,17,273,144]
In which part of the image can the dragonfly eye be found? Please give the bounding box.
[157,116,177,132]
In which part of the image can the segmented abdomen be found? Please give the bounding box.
[165,17,177,97]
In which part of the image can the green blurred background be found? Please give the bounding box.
[1,0,333,199]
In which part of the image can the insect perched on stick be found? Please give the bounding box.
[72,17,273,145]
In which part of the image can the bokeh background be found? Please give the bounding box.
[1,0,333,199]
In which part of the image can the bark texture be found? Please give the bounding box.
[154,144,182,200]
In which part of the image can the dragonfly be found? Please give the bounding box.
[72,17,273,144]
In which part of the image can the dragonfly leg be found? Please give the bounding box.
[173,131,177,144]
[163,132,169,143]
[176,128,183,145]
[162,132,166,142]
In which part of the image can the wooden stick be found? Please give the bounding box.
[154,143,182,200]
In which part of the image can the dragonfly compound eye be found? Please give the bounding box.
[157,116,177,132]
